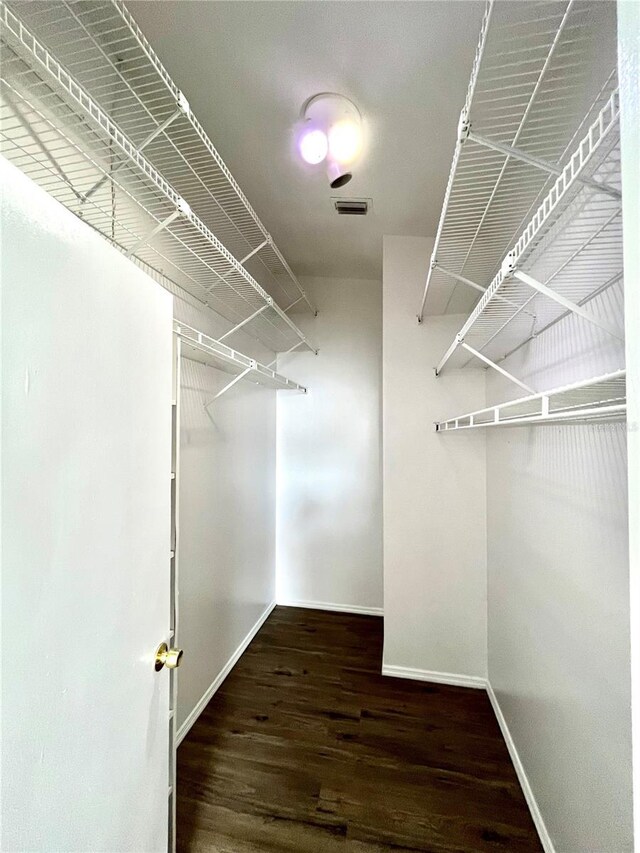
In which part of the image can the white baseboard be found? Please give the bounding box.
[486,682,554,853]
[276,598,383,617]
[176,600,276,746]
[381,663,487,690]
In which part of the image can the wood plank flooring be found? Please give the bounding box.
[177,606,542,852]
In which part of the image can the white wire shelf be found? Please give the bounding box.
[175,322,307,394]
[0,2,316,354]
[435,88,622,378]
[435,370,626,431]
[418,0,619,319]
[4,0,315,316]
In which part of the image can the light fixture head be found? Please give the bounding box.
[296,93,363,187]
[328,119,361,165]
[299,128,328,165]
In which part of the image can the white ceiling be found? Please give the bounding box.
[128,1,486,280]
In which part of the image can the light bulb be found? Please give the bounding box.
[328,120,362,165]
[299,128,328,165]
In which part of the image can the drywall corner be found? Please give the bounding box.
[382,235,487,680]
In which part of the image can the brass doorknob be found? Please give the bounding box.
[155,642,183,671]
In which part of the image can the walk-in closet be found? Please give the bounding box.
[1,1,638,851]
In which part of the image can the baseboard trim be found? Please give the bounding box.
[176,600,276,746]
[486,682,554,853]
[276,598,383,617]
[381,663,487,689]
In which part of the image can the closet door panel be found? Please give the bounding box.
[1,157,173,853]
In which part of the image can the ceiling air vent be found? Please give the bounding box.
[333,198,370,215]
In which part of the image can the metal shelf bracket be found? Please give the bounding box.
[435,262,536,319]
[217,304,271,342]
[467,130,621,199]
[512,270,624,341]
[125,199,190,258]
[460,342,536,394]
[206,363,256,404]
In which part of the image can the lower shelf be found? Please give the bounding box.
[435,370,626,431]
[174,321,307,393]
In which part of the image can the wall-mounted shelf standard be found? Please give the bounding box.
[434,89,622,383]
[0,2,316,354]
[418,0,619,319]
[175,321,307,396]
[435,370,626,431]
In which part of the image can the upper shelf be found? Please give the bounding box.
[435,88,622,378]
[0,1,316,354]
[418,0,619,319]
[175,322,307,394]
[8,0,315,316]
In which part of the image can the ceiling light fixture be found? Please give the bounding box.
[297,93,363,188]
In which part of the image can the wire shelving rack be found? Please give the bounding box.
[0,1,316,355]
[435,89,623,379]
[435,370,626,431]
[175,322,307,396]
[418,0,620,320]
[419,0,626,430]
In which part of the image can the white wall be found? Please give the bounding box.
[276,276,383,614]
[382,236,487,681]
[171,292,280,734]
[486,281,632,850]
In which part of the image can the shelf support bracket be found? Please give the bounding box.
[204,363,256,406]
[460,341,536,393]
[267,341,304,369]
[284,296,304,313]
[238,239,270,266]
[216,239,271,286]
[512,270,625,341]
[434,263,536,319]
[466,130,621,200]
[541,395,550,418]
[434,334,461,377]
[82,95,189,203]
[126,198,190,258]
[434,263,485,295]
[217,304,271,342]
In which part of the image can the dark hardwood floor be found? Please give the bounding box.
[177,606,542,852]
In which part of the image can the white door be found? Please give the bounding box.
[1,158,174,852]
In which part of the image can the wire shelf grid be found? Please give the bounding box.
[6,0,314,314]
[436,88,622,374]
[0,1,315,354]
[419,0,619,319]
